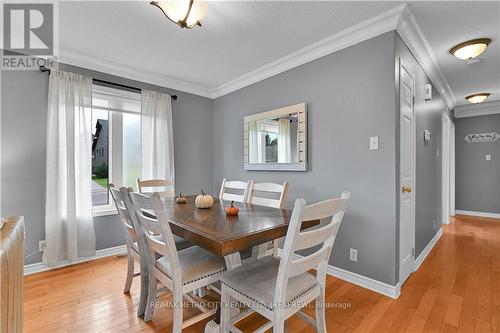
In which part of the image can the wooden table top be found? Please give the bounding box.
[162,196,318,257]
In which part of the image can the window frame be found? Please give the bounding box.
[91,85,141,217]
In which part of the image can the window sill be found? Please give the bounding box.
[93,208,118,217]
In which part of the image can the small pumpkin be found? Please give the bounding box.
[195,190,214,209]
[176,193,187,204]
[225,201,239,216]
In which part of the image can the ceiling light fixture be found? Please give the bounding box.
[150,0,207,29]
[449,38,491,60]
[465,93,490,104]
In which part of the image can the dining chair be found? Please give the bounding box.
[125,190,227,330]
[219,178,251,203]
[220,192,350,333]
[137,178,175,198]
[247,181,289,258]
[109,184,146,316]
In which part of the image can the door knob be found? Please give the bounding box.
[402,186,412,193]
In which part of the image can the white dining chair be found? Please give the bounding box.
[109,184,146,316]
[137,178,175,198]
[124,189,227,330]
[247,181,289,258]
[219,178,251,203]
[220,192,350,333]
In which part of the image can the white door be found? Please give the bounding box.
[449,122,456,217]
[399,61,416,285]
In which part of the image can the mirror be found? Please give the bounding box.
[244,103,307,171]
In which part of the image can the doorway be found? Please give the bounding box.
[442,111,456,224]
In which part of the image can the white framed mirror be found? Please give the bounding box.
[244,103,307,171]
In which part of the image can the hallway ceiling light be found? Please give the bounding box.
[465,93,490,104]
[450,38,491,60]
[150,0,207,29]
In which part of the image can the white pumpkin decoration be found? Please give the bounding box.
[195,190,214,209]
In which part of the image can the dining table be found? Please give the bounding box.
[160,195,319,333]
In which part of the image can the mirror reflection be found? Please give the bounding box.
[247,115,298,164]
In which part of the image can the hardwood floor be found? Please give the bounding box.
[24,215,500,332]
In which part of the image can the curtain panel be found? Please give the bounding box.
[44,70,95,266]
[141,90,175,191]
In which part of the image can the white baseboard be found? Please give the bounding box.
[24,245,127,276]
[277,249,400,299]
[414,228,442,272]
[455,210,500,220]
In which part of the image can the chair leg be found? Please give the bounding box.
[220,285,230,333]
[315,293,326,333]
[144,274,158,321]
[273,319,285,333]
[137,258,148,317]
[172,291,184,333]
[123,253,134,294]
[273,239,280,257]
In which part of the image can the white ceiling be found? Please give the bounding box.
[409,1,500,106]
[59,1,500,105]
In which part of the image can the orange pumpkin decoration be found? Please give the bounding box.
[176,193,187,204]
[225,201,239,216]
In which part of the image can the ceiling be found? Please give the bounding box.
[409,1,500,107]
[59,1,499,106]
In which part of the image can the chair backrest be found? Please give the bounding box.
[219,178,251,203]
[109,184,137,245]
[275,192,350,303]
[123,189,182,287]
[137,178,175,198]
[247,181,289,209]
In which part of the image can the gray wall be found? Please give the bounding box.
[395,35,447,259]
[1,65,213,264]
[455,114,500,214]
[213,32,399,285]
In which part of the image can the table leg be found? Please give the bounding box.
[205,252,242,333]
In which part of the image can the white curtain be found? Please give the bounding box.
[248,120,265,163]
[44,70,95,266]
[278,117,291,163]
[141,90,175,190]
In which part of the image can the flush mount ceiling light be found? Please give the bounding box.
[465,93,490,104]
[150,0,207,29]
[449,38,491,60]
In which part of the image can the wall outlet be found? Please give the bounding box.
[349,248,358,262]
[486,154,491,161]
[433,219,436,230]
[39,240,47,252]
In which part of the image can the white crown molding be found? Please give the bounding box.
[454,100,500,118]
[211,4,408,99]
[414,228,442,272]
[24,245,127,275]
[455,210,500,219]
[278,249,400,299]
[396,6,456,110]
[58,49,213,98]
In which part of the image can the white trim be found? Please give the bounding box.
[211,4,408,98]
[414,228,442,272]
[278,249,400,299]
[455,210,500,219]
[24,245,127,276]
[58,49,213,98]
[454,100,500,118]
[396,6,456,109]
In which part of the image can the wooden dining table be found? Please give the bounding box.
[162,195,318,269]
[160,195,319,332]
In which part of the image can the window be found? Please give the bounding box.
[91,85,141,216]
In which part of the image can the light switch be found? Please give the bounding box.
[486,154,491,161]
[370,136,379,150]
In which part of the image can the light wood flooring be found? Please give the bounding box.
[24,215,500,332]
